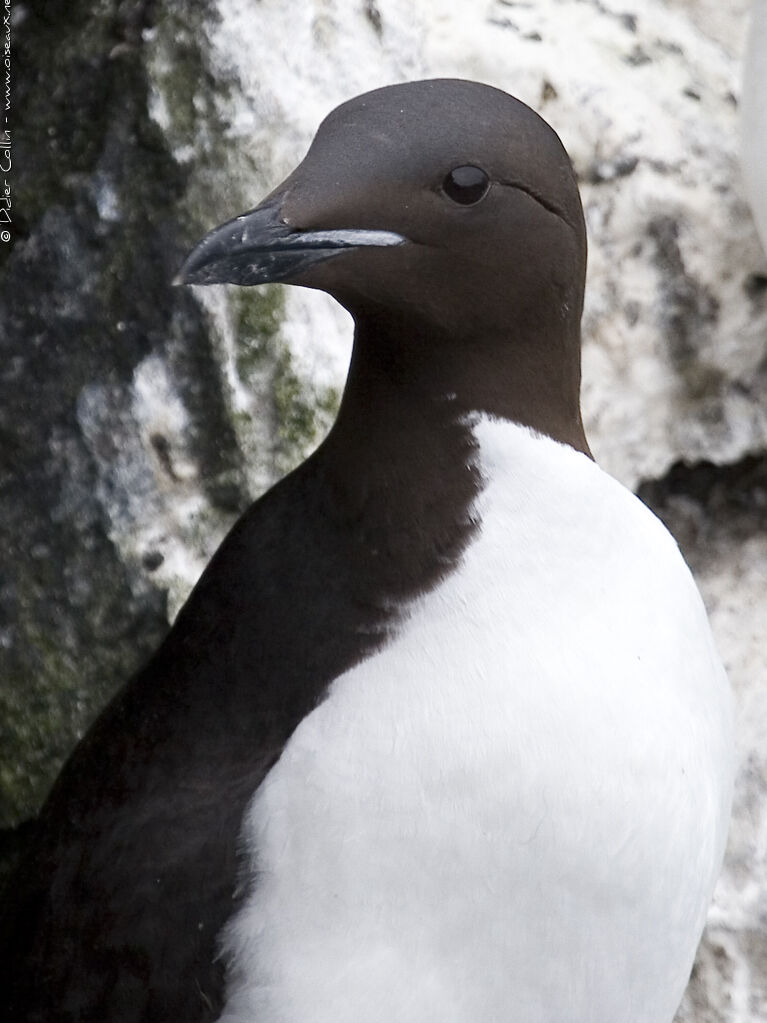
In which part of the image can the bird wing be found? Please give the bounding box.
[0,455,396,1022]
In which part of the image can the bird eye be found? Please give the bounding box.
[442,165,490,206]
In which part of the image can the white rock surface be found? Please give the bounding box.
[137,1,767,1018]
[742,0,767,255]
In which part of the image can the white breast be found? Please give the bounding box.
[218,418,733,1023]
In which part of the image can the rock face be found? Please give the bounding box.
[742,0,767,253]
[2,0,765,1017]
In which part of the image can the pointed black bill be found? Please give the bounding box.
[175,199,406,287]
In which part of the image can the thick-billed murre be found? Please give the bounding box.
[1,79,733,1023]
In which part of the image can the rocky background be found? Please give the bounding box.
[2,0,765,1017]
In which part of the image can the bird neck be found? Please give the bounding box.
[329,306,591,461]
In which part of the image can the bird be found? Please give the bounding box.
[1,78,733,1023]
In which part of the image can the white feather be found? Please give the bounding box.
[218,418,733,1023]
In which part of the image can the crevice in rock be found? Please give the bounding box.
[364,0,383,37]
[637,450,767,566]
[647,215,722,398]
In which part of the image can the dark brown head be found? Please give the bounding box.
[177,79,589,453]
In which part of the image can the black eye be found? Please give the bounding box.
[442,165,490,206]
